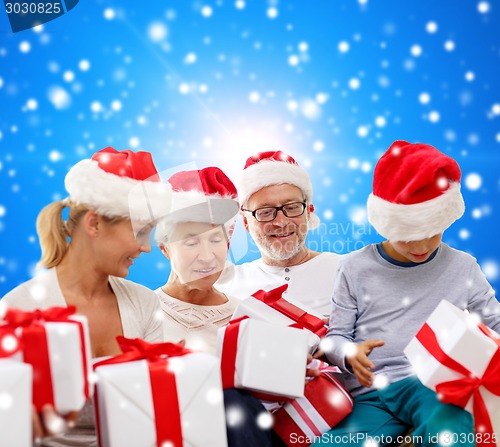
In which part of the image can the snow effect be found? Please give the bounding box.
[78,59,91,71]
[426,21,438,33]
[465,173,482,190]
[104,8,116,20]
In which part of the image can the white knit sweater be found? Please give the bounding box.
[156,287,239,355]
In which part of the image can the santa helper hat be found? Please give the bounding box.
[237,151,320,229]
[155,167,239,244]
[367,140,465,241]
[65,147,171,223]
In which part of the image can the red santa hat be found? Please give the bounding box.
[65,147,171,222]
[237,150,320,229]
[155,167,239,243]
[367,140,465,241]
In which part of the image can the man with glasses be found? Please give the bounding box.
[216,150,342,317]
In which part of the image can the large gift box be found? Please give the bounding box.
[0,306,93,413]
[231,284,327,352]
[272,366,353,446]
[217,316,309,399]
[0,359,32,447]
[404,299,500,445]
[94,336,228,447]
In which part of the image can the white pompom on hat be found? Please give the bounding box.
[155,167,239,244]
[65,147,171,223]
[237,150,320,229]
[367,140,465,241]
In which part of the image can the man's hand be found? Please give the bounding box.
[345,339,385,387]
[32,404,79,440]
[305,355,321,378]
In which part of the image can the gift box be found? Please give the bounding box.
[94,337,228,447]
[0,306,93,413]
[272,366,353,446]
[0,359,33,447]
[404,299,500,445]
[217,316,309,399]
[231,284,327,352]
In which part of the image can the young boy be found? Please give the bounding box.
[315,141,500,446]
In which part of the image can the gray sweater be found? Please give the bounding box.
[325,242,500,396]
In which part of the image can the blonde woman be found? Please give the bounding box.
[2,147,171,446]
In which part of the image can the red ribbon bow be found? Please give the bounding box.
[416,322,500,447]
[94,337,192,447]
[94,336,192,368]
[2,305,78,326]
[252,284,327,337]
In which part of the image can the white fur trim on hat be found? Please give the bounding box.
[154,190,239,244]
[367,182,465,241]
[65,159,171,222]
[237,159,320,230]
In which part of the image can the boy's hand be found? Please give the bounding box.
[345,339,385,387]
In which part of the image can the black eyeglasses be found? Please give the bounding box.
[242,202,307,222]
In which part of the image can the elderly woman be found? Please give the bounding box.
[155,167,275,447]
[2,147,171,446]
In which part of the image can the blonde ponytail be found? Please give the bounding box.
[36,200,89,268]
[36,201,69,268]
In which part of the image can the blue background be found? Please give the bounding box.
[1,0,499,296]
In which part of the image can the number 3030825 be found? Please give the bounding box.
[5,2,61,14]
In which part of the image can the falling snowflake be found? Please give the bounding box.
[78,59,91,71]
[444,40,455,51]
[338,41,350,53]
[410,45,422,57]
[267,7,278,19]
[201,6,213,17]
[226,405,245,427]
[477,2,490,14]
[19,41,31,53]
[465,173,482,190]
[103,8,115,20]
[148,22,168,42]
[426,21,438,33]
[256,411,273,429]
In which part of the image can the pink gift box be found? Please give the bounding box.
[94,337,228,447]
[0,359,32,447]
[232,284,327,352]
[0,306,93,413]
[273,367,353,446]
[404,299,500,446]
[217,317,309,399]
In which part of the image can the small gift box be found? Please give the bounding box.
[217,316,309,399]
[231,284,327,352]
[272,366,353,446]
[0,359,33,447]
[0,306,93,413]
[94,337,228,447]
[404,299,500,446]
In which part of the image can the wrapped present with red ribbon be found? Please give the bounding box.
[231,284,327,352]
[273,365,353,446]
[0,305,92,413]
[0,359,33,447]
[404,299,500,447]
[94,336,228,447]
[217,316,309,400]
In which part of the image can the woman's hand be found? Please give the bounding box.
[32,404,79,441]
[345,339,385,387]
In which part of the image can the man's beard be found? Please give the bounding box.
[251,227,307,262]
